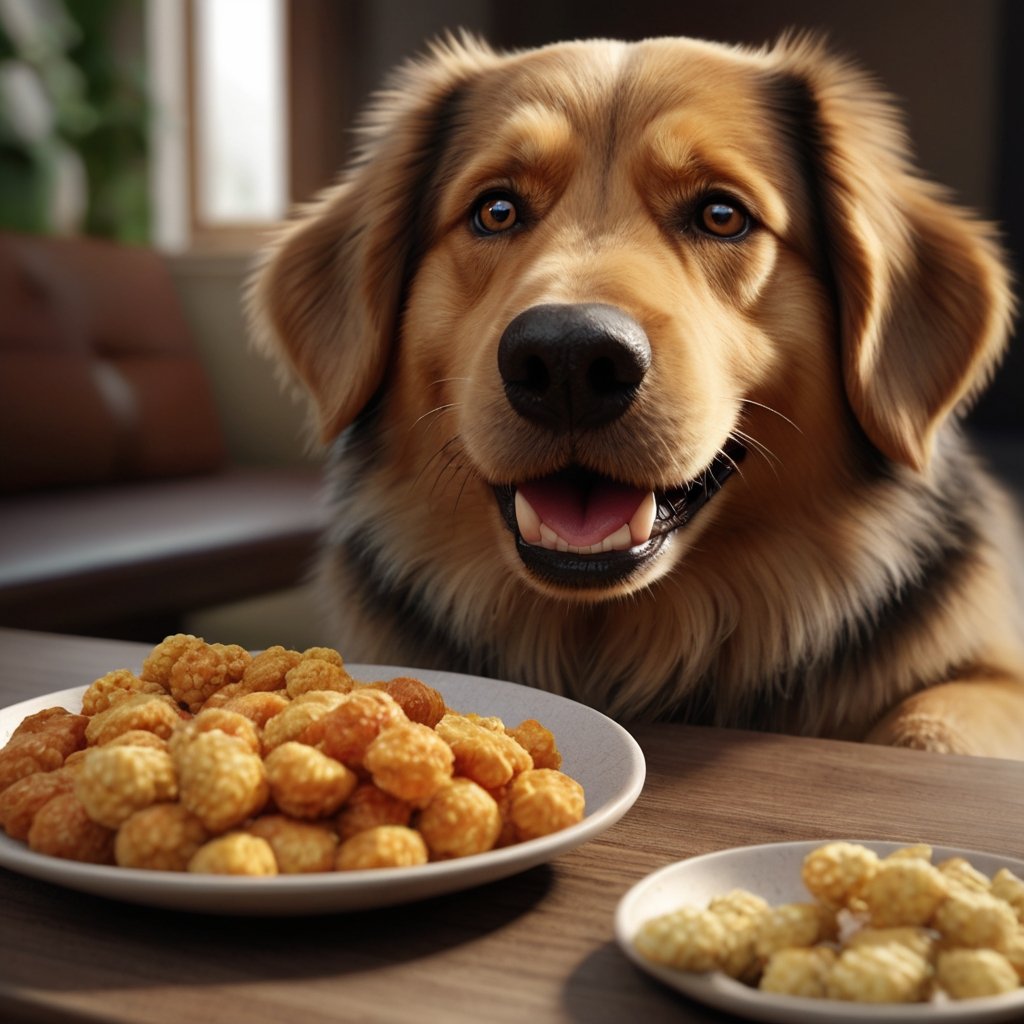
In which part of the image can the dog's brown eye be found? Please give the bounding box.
[697,199,750,239]
[473,194,519,235]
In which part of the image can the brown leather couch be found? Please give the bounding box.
[0,232,324,639]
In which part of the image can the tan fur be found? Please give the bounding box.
[250,33,1024,758]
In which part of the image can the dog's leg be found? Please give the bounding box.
[865,677,1024,758]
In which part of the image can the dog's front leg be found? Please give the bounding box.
[865,677,1024,759]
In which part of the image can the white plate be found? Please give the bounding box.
[616,840,1024,1024]
[0,665,645,915]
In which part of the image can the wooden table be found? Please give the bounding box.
[0,627,1022,1024]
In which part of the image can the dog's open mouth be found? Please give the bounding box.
[494,440,746,588]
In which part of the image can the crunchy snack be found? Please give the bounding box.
[261,690,347,751]
[216,690,290,730]
[0,767,75,839]
[74,745,177,828]
[168,641,251,712]
[285,658,354,699]
[991,868,1024,923]
[0,708,88,792]
[308,689,408,766]
[435,713,533,789]
[84,693,182,747]
[81,669,163,716]
[27,792,115,864]
[188,832,277,875]
[263,741,357,818]
[335,783,413,841]
[506,718,562,770]
[115,803,209,870]
[247,815,338,873]
[634,841,1024,1004]
[507,768,585,841]
[417,778,502,859]
[336,824,429,870]
[366,677,447,727]
[363,721,454,806]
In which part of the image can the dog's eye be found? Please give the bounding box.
[472,193,519,235]
[696,198,751,239]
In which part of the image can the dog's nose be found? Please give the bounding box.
[497,303,651,431]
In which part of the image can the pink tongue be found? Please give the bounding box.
[518,477,647,546]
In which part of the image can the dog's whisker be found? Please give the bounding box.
[414,435,462,493]
[740,399,802,434]
[409,403,460,433]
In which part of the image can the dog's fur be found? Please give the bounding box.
[249,33,1024,758]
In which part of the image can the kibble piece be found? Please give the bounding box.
[247,815,338,873]
[633,907,730,972]
[507,768,584,842]
[936,948,1019,999]
[188,833,277,875]
[0,768,75,839]
[436,713,532,789]
[506,719,562,770]
[801,841,879,909]
[81,669,163,716]
[139,633,205,690]
[755,902,837,959]
[84,694,182,746]
[363,721,454,806]
[931,889,1018,951]
[27,792,115,864]
[115,804,209,871]
[859,858,949,927]
[417,778,502,859]
[217,690,291,730]
[169,642,251,711]
[174,730,268,833]
[172,707,261,755]
[760,946,837,997]
[991,868,1024,923]
[366,677,446,727]
[285,658,354,699]
[335,783,412,841]
[263,741,357,818]
[301,646,344,667]
[938,856,991,894]
[261,691,347,752]
[0,709,88,792]
[309,689,408,766]
[240,645,303,694]
[826,943,932,1003]
[845,926,937,963]
[708,889,770,980]
[75,745,178,828]
[336,824,428,870]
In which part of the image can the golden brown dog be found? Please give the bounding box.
[250,33,1024,758]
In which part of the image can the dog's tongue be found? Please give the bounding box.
[518,476,648,547]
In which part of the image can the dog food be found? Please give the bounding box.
[634,842,1024,1002]
[0,635,585,875]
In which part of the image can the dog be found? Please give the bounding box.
[249,33,1024,758]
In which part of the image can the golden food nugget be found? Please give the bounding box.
[115,803,209,871]
[932,889,1019,951]
[435,713,532,789]
[301,646,344,667]
[634,907,731,972]
[507,768,584,842]
[366,677,446,727]
[759,946,837,997]
[81,669,163,716]
[263,741,357,819]
[938,856,991,894]
[826,943,932,1003]
[74,745,178,828]
[363,721,454,806]
[0,708,88,792]
[937,949,1020,999]
[845,926,936,963]
[173,707,261,755]
[84,693,182,746]
[335,825,429,870]
[859,858,949,927]
[506,719,562,770]
[240,645,302,693]
[707,889,770,980]
[168,641,251,711]
[104,730,169,752]
[261,690,347,751]
[139,633,205,690]
[310,689,408,766]
[0,767,75,840]
[755,902,837,959]
[991,868,1024,923]
[27,792,115,864]
[801,841,879,910]
[174,730,268,833]
[247,815,338,873]
[216,690,290,730]
[188,833,278,875]
[335,783,412,841]
[418,778,502,859]
[285,658,354,699]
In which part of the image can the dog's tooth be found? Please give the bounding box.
[629,492,657,545]
[514,490,542,543]
[539,523,560,550]
[607,524,632,551]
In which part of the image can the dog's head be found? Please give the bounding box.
[250,34,1013,603]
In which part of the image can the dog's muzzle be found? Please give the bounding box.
[493,303,745,590]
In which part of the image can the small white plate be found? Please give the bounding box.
[0,665,645,915]
[616,840,1024,1024]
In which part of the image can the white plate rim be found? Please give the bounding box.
[615,839,1024,1024]
[0,666,646,915]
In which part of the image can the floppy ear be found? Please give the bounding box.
[773,38,1015,470]
[248,35,494,442]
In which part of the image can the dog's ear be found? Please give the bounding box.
[773,38,1015,471]
[248,35,494,442]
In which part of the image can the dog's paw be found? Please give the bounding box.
[865,713,973,756]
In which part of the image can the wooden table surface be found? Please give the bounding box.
[0,627,1022,1023]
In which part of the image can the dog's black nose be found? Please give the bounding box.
[497,303,651,431]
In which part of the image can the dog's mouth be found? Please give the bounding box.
[493,440,746,589]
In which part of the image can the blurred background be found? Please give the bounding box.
[0,0,1020,652]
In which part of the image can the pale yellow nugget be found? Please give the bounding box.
[75,745,177,828]
[508,768,584,842]
[174,730,268,833]
[172,707,261,754]
[335,783,412,841]
[217,690,291,731]
[188,833,277,875]
[335,824,428,870]
[936,949,1020,999]
[991,868,1024,923]
[708,890,770,980]
[285,658,354,698]
[756,902,837,958]
[885,843,933,862]
[801,842,879,909]
[115,803,209,870]
[633,907,730,972]
[859,858,948,927]
[759,947,837,997]
[363,721,454,806]
[84,694,182,746]
[435,713,532,789]
[418,778,501,859]
[263,741,357,818]
[1003,929,1024,981]
[846,926,937,963]
[938,856,991,894]
[261,691,348,752]
[932,889,1018,951]
[826,943,932,1003]
[247,815,338,873]
[81,669,163,716]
